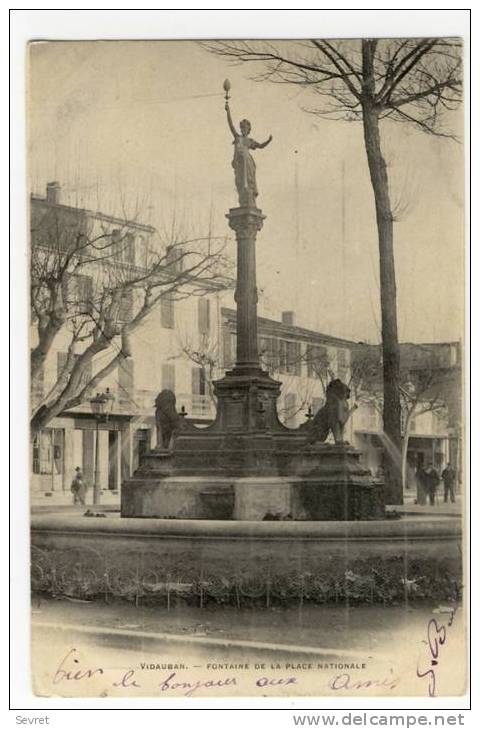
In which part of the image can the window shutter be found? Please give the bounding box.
[337,348,349,380]
[192,367,201,395]
[125,233,135,265]
[199,368,206,396]
[161,295,175,329]
[198,298,210,334]
[118,288,133,322]
[75,274,93,315]
[222,327,233,369]
[279,340,288,373]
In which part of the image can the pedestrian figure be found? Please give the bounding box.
[441,462,456,503]
[424,463,440,506]
[71,467,87,506]
[415,464,427,505]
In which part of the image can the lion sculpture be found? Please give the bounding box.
[302,378,357,445]
[155,389,184,449]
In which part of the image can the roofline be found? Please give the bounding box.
[221,308,461,350]
[221,307,359,347]
[30,194,156,233]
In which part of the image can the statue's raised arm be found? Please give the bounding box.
[225,101,238,138]
[255,134,273,150]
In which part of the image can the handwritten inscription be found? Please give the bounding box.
[159,671,237,696]
[416,601,459,697]
[51,651,300,695]
[329,673,399,691]
[53,649,104,685]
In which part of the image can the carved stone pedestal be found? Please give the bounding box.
[121,204,385,521]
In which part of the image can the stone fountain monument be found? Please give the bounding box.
[122,81,384,521]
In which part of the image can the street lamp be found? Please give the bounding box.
[90,388,115,505]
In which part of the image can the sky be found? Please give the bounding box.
[28,40,465,345]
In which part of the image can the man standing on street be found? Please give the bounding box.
[71,466,87,506]
[425,463,440,506]
[441,462,456,503]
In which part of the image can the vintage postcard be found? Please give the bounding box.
[27,34,467,701]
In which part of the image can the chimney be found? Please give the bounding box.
[282,311,295,327]
[46,181,61,204]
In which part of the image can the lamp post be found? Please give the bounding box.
[90,388,115,505]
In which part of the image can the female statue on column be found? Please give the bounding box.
[225,94,272,208]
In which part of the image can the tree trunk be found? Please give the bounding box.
[362,41,403,504]
[401,410,413,492]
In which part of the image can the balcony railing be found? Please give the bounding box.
[32,384,216,422]
[118,388,216,420]
[177,393,215,419]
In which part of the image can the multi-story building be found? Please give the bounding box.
[30,183,225,498]
[221,308,462,487]
[221,308,353,428]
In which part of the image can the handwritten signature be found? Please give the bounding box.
[416,600,459,697]
[52,650,297,695]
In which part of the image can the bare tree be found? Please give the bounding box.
[179,332,220,408]
[399,369,448,490]
[205,38,462,503]
[350,344,451,489]
[30,205,230,436]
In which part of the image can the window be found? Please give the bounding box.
[161,295,175,329]
[63,273,93,314]
[111,230,135,265]
[278,339,301,375]
[270,338,280,371]
[286,341,301,375]
[161,363,175,392]
[306,344,328,379]
[165,245,184,272]
[192,366,206,396]
[125,233,135,265]
[32,429,64,475]
[75,274,93,307]
[198,298,211,335]
[279,339,288,373]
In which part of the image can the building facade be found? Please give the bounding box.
[30,183,224,498]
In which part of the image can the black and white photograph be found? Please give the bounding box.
[14,13,469,705]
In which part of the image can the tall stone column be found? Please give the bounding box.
[227,207,265,375]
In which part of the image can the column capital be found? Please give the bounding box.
[226,206,266,236]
